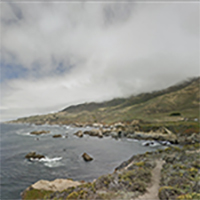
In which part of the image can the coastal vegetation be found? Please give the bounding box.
[21,144,200,200]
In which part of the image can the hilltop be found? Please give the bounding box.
[10,77,200,125]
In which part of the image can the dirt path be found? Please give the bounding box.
[133,159,165,200]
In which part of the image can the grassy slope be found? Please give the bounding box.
[11,77,200,124]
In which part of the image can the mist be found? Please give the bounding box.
[1,2,199,121]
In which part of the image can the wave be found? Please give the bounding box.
[16,131,34,136]
[39,157,62,162]
[126,138,139,142]
[29,156,63,168]
[142,141,160,147]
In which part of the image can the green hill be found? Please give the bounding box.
[10,77,200,125]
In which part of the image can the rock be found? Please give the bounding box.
[84,129,103,138]
[131,120,141,126]
[74,130,83,138]
[113,122,126,130]
[110,132,118,139]
[25,152,45,160]
[155,127,172,134]
[101,128,112,136]
[92,123,103,128]
[134,130,178,144]
[30,179,81,192]
[30,130,50,135]
[133,125,140,132]
[82,153,93,161]
[52,134,62,138]
[126,133,136,139]
[73,123,84,127]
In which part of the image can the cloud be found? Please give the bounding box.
[0,2,199,121]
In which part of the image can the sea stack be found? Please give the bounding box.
[82,153,93,161]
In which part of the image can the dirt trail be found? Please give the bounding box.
[133,159,165,200]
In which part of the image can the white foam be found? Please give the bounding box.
[16,131,33,136]
[142,141,160,147]
[39,157,63,168]
[160,141,171,145]
[29,156,63,167]
[39,156,62,162]
[43,162,64,168]
[126,138,139,142]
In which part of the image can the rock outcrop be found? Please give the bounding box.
[32,179,81,191]
[52,134,62,138]
[21,178,81,199]
[25,152,45,160]
[84,129,103,138]
[30,130,50,135]
[74,130,84,138]
[82,153,93,161]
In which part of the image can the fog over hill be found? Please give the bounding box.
[10,77,200,124]
[1,2,199,121]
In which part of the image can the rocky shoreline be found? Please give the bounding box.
[72,121,200,146]
[14,120,200,145]
[21,144,200,200]
[8,120,199,199]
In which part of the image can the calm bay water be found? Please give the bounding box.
[0,123,164,199]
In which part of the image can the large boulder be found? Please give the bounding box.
[24,179,81,192]
[101,128,112,136]
[30,130,50,135]
[74,130,84,138]
[84,129,103,138]
[92,123,103,128]
[113,122,126,130]
[25,152,45,160]
[82,153,93,161]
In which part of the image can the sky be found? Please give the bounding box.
[0,1,199,122]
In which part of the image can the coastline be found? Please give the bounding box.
[3,121,199,199]
[21,144,200,200]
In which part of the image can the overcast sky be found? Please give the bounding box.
[0,1,199,121]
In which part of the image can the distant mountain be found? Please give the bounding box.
[10,77,200,124]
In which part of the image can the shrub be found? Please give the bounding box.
[170,112,181,116]
[66,191,79,199]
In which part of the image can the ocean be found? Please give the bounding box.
[0,123,164,199]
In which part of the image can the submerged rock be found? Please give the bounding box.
[82,152,93,161]
[25,152,45,160]
[30,130,50,135]
[52,134,62,138]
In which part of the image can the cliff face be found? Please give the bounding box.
[10,77,200,124]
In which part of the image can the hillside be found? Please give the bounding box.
[10,77,200,125]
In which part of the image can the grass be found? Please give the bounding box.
[22,188,53,199]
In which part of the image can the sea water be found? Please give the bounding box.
[0,123,163,199]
